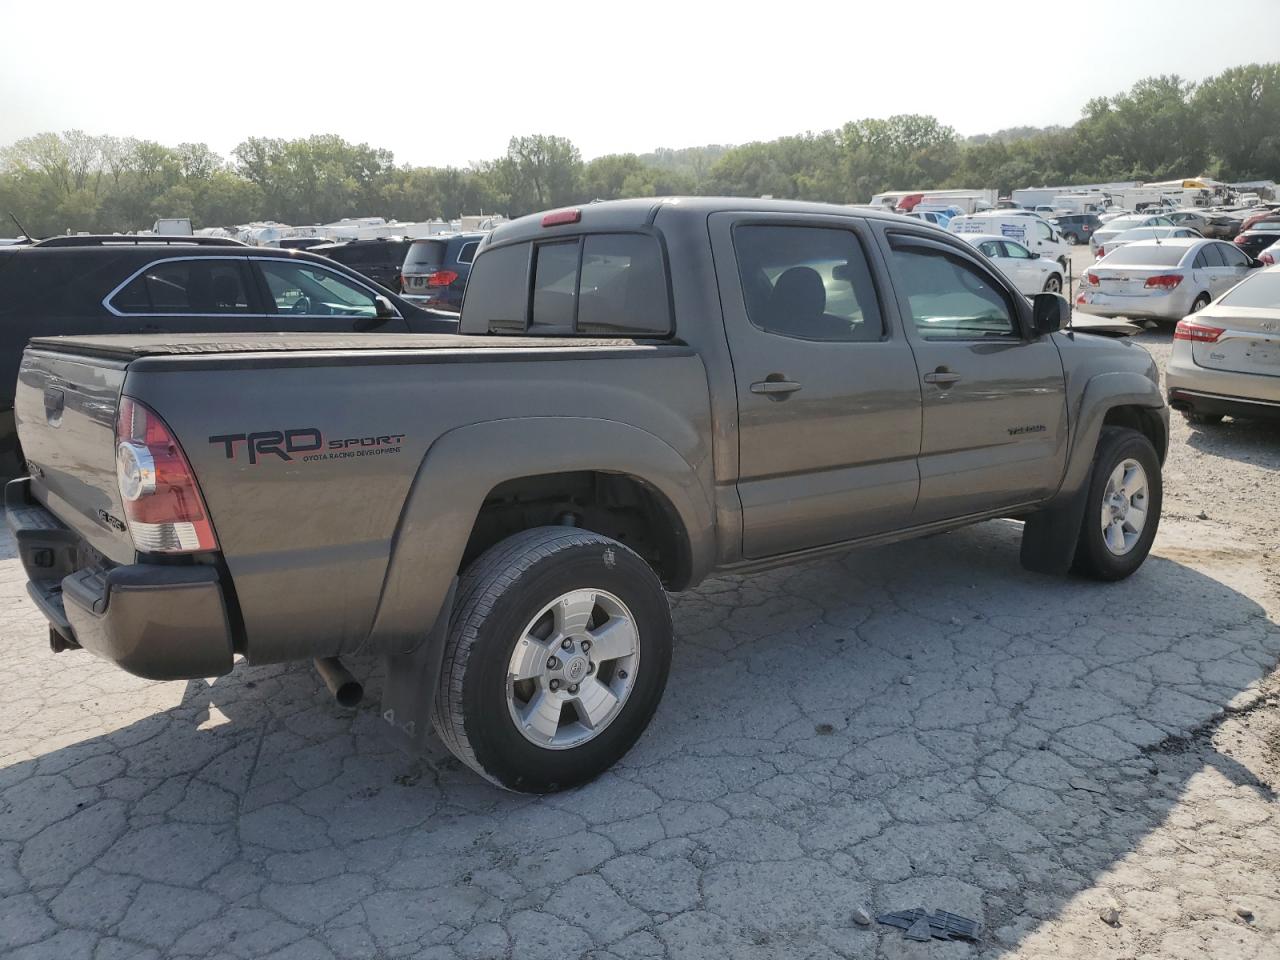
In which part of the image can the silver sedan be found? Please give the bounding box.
[1075,238,1258,322]
[1166,264,1280,423]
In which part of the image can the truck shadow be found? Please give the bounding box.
[1,522,1276,957]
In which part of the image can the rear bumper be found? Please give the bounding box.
[1075,288,1194,321]
[5,478,234,680]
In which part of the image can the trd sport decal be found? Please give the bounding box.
[209,429,405,464]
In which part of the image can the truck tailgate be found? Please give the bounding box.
[15,348,135,564]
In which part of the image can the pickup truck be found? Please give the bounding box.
[7,197,1169,793]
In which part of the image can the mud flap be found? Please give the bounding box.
[1019,486,1089,575]
[380,577,457,755]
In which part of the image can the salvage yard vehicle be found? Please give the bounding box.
[1092,225,1202,258]
[948,212,1070,268]
[0,235,455,477]
[1166,265,1280,425]
[399,233,486,312]
[1233,221,1280,260]
[8,197,1169,793]
[1077,238,1258,322]
[961,233,1065,294]
[310,236,414,290]
[1089,214,1175,255]
[1050,213,1103,245]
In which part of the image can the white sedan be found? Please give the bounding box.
[961,233,1065,295]
[1093,225,1202,258]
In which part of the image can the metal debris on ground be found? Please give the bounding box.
[876,908,982,942]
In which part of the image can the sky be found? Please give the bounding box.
[2,0,1278,167]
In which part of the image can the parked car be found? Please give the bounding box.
[310,237,414,289]
[1258,238,1280,266]
[400,233,486,312]
[0,235,455,476]
[907,210,951,227]
[1165,211,1212,234]
[1166,265,1280,424]
[1089,215,1175,255]
[1238,209,1280,234]
[1050,214,1103,245]
[1093,226,1203,258]
[948,213,1071,268]
[1076,238,1258,322]
[961,233,1065,294]
[7,198,1169,793]
[1233,222,1280,260]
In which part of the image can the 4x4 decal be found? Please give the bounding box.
[210,429,405,464]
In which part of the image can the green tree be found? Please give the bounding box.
[1194,63,1280,179]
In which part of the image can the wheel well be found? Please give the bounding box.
[461,472,692,589]
[1103,405,1168,464]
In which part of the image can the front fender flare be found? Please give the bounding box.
[362,416,716,657]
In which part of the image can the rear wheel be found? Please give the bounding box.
[432,527,673,793]
[1043,274,1063,294]
[1072,427,1162,581]
[1064,232,1080,245]
[1190,293,1211,313]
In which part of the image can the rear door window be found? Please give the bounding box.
[456,241,480,265]
[1219,243,1251,268]
[110,258,256,314]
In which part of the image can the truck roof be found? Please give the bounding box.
[486,196,909,246]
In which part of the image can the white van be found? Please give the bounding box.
[948,213,1070,268]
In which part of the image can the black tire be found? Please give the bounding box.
[1043,274,1063,294]
[1064,232,1080,245]
[431,526,673,793]
[1190,293,1211,313]
[1071,427,1162,581]
[1184,411,1224,425]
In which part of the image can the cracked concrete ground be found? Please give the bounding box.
[2,326,1279,959]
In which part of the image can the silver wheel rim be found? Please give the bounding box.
[506,589,640,750]
[1192,295,1209,312]
[1100,458,1149,556]
[1046,276,1061,293]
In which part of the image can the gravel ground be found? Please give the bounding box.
[1,278,1278,958]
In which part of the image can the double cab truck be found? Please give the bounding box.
[7,198,1169,793]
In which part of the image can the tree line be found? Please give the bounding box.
[2,63,1276,237]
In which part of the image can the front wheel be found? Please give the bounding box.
[1043,274,1063,294]
[1071,427,1162,581]
[432,527,673,793]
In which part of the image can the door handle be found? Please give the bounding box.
[750,378,802,398]
[923,370,961,386]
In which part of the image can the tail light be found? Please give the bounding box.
[541,208,581,227]
[1235,235,1248,245]
[427,270,459,287]
[1174,319,1225,343]
[1144,274,1183,290]
[1095,245,1105,257]
[1085,271,1100,286]
[1262,251,1276,266]
[115,397,218,553]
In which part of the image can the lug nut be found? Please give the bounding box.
[581,640,592,652]
[547,656,560,669]
[561,638,573,650]
[587,662,596,674]
[618,670,628,679]
[549,679,560,691]
[568,684,579,694]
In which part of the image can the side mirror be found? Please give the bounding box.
[1249,258,1263,268]
[374,295,398,318]
[1030,292,1070,337]
[1030,252,1041,259]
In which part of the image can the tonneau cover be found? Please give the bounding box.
[27,332,662,360]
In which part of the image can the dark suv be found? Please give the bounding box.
[309,237,413,289]
[399,233,486,312]
[0,236,455,475]
[1050,214,1103,245]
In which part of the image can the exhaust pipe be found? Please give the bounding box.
[314,657,363,708]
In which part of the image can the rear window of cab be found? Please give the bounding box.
[460,233,671,337]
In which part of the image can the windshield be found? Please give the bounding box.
[403,239,447,271]
[1099,245,1188,266]
[1218,271,1280,308]
[1105,217,1146,231]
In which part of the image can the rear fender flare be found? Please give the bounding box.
[363,416,715,656]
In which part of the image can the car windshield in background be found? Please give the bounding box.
[1099,245,1188,266]
[1251,223,1280,234]
[404,239,447,270]
[1104,217,1147,231]
[1217,271,1280,308]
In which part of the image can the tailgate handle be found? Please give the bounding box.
[44,387,65,425]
